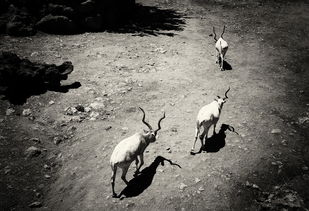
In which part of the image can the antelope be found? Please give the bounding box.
[191,87,230,153]
[110,107,166,197]
[213,26,228,71]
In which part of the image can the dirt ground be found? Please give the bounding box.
[1,0,309,210]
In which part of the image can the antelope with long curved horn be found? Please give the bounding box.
[110,107,166,197]
[213,26,228,71]
[191,87,231,154]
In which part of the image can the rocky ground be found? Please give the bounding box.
[0,0,309,210]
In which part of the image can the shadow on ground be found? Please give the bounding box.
[191,124,238,155]
[1,81,81,105]
[0,51,80,105]
[108,4,185,36]
[117,156,181,199]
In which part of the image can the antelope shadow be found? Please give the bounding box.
[191,124,238,155]
[117,156,181,199]
[222,60,233,70]
[203,124,238,152]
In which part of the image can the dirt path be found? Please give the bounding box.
[1,0,308,210]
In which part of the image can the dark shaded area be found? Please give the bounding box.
[0,51,79,105]
[204,124,237,152]
[108,4,185,36]
[222,60,232,70]
[117,156,181,199]
[0,0,184,36]
[190,124,237,155]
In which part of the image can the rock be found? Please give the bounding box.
[44,174,51,179]
[79,0,96,15]
[6,8,36,36]
[105,126,112,131]
[22,108,32,116]
[89,111,100,120]
[298,116,309,125]
[49,100,55,105]
[271,129,281,134]
[47,4,75,18]
[36,14,77,34]
[75,104,85,112]
[25,146,41,158]
[90,102,105,110]
[71,116,83,122]
[171,127,177,132]
[65,107,78,115]
[28,201,42,208]
[43,164,51,170]
[83,15,103,31]
[179,183,187,190]
[84,106,92,112]
[198,186,204,191]
[53,136,63,145]
[29,137,40,143]
[194,178,201,183]
[302,166,308,171]
[6,108,15,115]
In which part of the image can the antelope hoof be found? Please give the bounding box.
[112,193,118,198]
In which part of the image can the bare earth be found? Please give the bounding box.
[0,0,309,210]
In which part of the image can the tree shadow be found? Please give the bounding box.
[117,156,181,199]
[0,51,80,105]
[1,81,81,105]
[107,4,185,36]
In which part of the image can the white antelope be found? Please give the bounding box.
[191,87,230,153]
[110,107,165,197]
[213,26,228,71]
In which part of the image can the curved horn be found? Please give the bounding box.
[139,107,152,130]
[221,25,226,38]
[162,157,181,168]
[213,26,217,42]
[154,112,166,135]
[223,87,230,100]
[228,125,239,135]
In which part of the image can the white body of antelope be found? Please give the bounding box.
[110,107,165,197]
[191,87,230,153]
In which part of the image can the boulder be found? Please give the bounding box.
[47,3,75,18]
[83,15,103,31]
[36,14,77,34]
[79,0,96,16]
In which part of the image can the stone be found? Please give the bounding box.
[198,186,204,191]
[36,14,77,34]
[83,15,103,31]
[49,100,55,105]
[6,108,15,115]
[28,201,42,208]
[22,108,32,116]
[79,0,96,15]
[179,183,187,190]
[75,104,85,112]
[29,137,40,143]
[25,146,41,158]
[53,136,63,145]
[195,178,201,183]
[271,129,281,134]
[90,102,105,110]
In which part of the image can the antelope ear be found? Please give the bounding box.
[143,129,148,134]
[214,98,218,101]
[217,95,221,99]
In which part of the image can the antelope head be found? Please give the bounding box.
[139,107,166,142]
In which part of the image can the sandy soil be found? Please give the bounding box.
[0,0,309,210]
